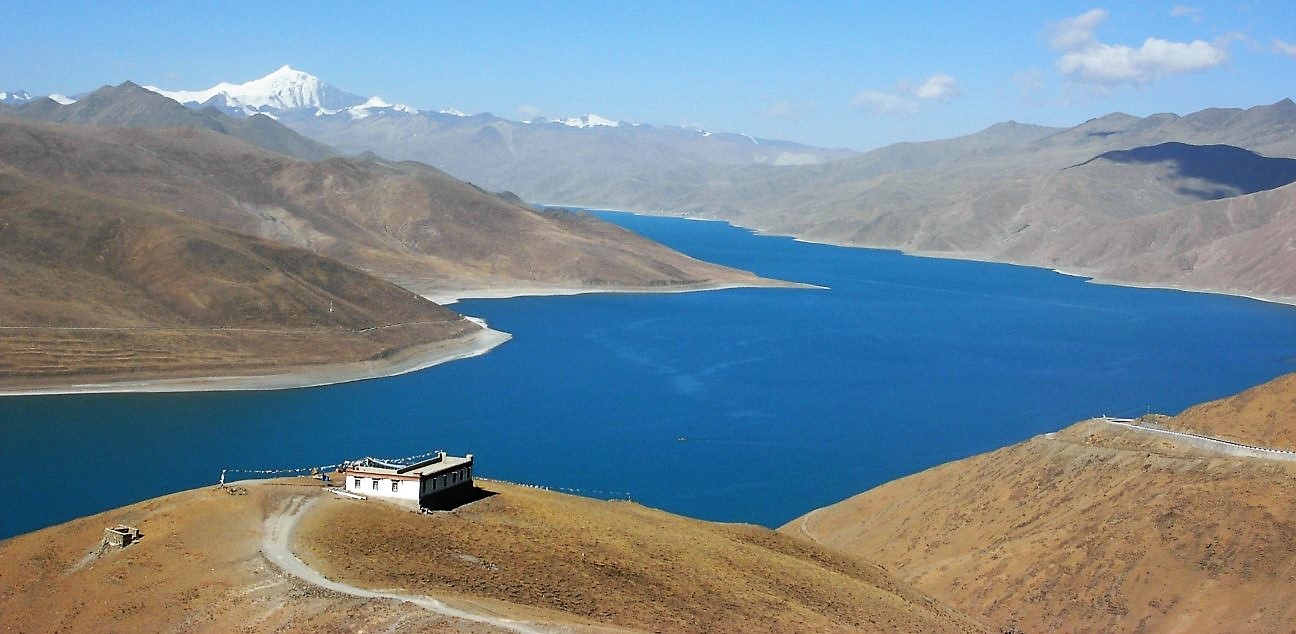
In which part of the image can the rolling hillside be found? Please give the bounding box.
[784,373,1296,632]
[0,113,780,299]
[0,167,481,390]
[0,479,987,632]
[553,99,1296,302]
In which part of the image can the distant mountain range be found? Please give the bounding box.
[136,66,857,196]
[546,98,1296,302]
[2,81,338,161]
[17,65,1296,302]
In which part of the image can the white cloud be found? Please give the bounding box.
[1046,8,1107,51]
[1046,8,1229,86]
[852,73,959,115]
[757,98,816,121]
[852,90,918,115]
[1274,38,1296,57]
[913,74,960,101]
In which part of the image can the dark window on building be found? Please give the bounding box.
[372,478,379,491]
[392,480,399,492]
[353,476,362,489]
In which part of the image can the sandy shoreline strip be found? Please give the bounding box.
[422,280,821,306]
[0,279,818,398]
[0,324,512,398]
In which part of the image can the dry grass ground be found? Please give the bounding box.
[296,481,986,633]
[0,478,985,633]
[0,480,493,633]
[785,372,1296,633]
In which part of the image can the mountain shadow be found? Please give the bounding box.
[1079,142,1296,200]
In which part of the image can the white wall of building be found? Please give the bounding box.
[344,474,420,501]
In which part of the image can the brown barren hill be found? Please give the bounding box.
[0,481,499,633]
[783,372,1296,633]
[1164,372,1296,450]
[0,169,486,392]
[0,479,987,633]
[0,110,783,298]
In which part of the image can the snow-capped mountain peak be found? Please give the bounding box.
[145,65,369,117]
[557,113,620,128]
[339,95,419,120]
[0,90,32,105]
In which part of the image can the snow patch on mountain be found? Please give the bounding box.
[145,65,370,116]
[0,90,32,104]
[48,93,77,105]
[338,96,419,120]
[439,108,468,117]
[557,113,621,128]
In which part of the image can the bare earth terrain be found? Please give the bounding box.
[785,372,1296,633]
[0,479,985,633]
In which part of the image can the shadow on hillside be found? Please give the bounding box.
[1080,142,1296,199]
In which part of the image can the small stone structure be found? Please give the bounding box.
[102,525,141,549]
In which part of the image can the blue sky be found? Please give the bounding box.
[4,1,1294,151]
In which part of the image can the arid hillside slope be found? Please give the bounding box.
[0,479,986,633]
[0,168,486,390]
[1162,372,1296,451]
[0,114,777,297]
[556,100,1296,302]
[784,372,1296,633]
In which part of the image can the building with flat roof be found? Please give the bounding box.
[338,451,473,507]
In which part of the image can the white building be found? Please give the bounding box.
[339,451,474,507]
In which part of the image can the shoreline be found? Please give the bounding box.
[0,280,818,398]
[0,324,512,398]
[421,279,822,306]
[573,207,1296,309]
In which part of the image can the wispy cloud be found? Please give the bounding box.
[852,91,919,115]
[1012,69,1046,102]
[853,73,960,115]
[1046,8,1106,51]
[1170,5,1202,22]
[912,74,960,101]
[1274,38,1296,57]
[757,98,816,121]
[1046,8,1229,86]
[516,104,541,120]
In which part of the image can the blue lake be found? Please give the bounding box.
[2,211,1294,539]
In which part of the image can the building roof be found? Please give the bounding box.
[344,451,472,478]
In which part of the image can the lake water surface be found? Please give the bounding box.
[2,211,1294,539]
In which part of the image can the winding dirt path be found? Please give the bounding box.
[260,495,551,634]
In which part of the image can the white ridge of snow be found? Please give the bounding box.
[0,90,33,104]
[557,113,620,128]
[439,108,468,117]
[48,93,76,105]
[739,133,759,145]
[340,96,418,120]
[145,65,366,113]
